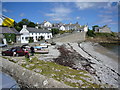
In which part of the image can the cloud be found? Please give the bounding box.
[75,2,118,10]
[20,13,25,17]
[98,15,113,19]
[2,8,8,13]
[75,2,95,10]
[76,16,80,20]
[97,14,117,25]
[45,5,72,21]
[2,8,12,13]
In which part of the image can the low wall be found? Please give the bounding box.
[1,57,71,88]
[53,32,86,43]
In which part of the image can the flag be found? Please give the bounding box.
[1,15,15,27]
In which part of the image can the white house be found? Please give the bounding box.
[59,25,66,31]
[40,21,52,28]
[20,25,52,43]
[83,25,88,32]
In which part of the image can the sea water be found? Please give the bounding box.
[100,43,119,55]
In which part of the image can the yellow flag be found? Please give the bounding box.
[2,17,14,27]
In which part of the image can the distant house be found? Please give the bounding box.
[20,25,52,43]
[53,22,64,27]
[63,22,84,31]
[59,25,66,31]
[40,21,52,28]
[0,27,20,44]
[94,25,111,33]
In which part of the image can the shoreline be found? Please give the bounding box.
[1,41,119,88]
[71,42,119,87]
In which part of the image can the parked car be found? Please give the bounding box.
[0,43,7,47]
[2,47,29,56]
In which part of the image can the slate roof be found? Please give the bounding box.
[0,27,20,35]
[64,23,80,27]
[26,27,51,33]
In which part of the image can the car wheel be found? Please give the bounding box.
[16,53,19,57]
[2,53,5,56]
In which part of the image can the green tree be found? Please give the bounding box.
[51,28,59,35]
[3,33,16,43]
[28,22,36,27]
[14,19,36,32]
[86,29,95,37]
[92,25,99,31]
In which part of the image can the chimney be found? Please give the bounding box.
[23,25,27,29]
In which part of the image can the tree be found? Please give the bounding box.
[92,25,99,31]
[86,29,95,37]
[27,22,36,27]
[3,33,16,43]
[14,19,36,32]
[51,28,59,35]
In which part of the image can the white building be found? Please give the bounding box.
[83,25,88,32]
[59,25,66,31]
[20,25,52,43]
[40,21,52,28]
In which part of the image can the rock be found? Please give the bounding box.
[43,80,48,86]
[26,65,30,68]
[17,60,26,66]
[29,64,35,67]
[33,68,42,73]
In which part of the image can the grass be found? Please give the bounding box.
[2,56,109,88]
[2,56,17,63]
[21,57,102,88]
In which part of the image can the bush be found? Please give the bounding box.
[3,33,16,43]
[29,37,34,43]
[95,33,114,37]
[86,30,95,37]
[59,30,66,34]
[51,28,59,35]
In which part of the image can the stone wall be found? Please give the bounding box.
[1,57,71,88]
[53,32,86,43]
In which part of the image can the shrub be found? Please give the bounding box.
[3,33,16,43]
[51,28,59,35]
[95,33,114,37]
[86,30,95,37]
[59,30,66,34]
[29,37,34,43]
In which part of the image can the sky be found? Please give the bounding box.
[1,2,119,32]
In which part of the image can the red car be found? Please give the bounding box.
[2,47,29,56]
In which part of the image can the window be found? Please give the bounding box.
[22,37,24,40]
[36,36,37,39]
[25,37,28,40]
[48,35,49,38]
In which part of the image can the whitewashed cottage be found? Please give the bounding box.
[40,21,52,28]
[20,25,52,43]
[59,25,66,31]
